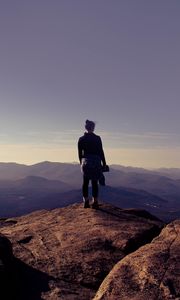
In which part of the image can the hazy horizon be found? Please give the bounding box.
[1,1,180,168]
[0,159,180,171]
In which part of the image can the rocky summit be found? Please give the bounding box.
[93,219,180,300]
[0,202,178,300]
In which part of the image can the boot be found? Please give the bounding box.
[91,198,99,209]
[83,197,90,208]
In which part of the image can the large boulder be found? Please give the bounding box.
[93,219,180,300]
[0,203,163,299]
[0,233,14,299]
[0,233,13,264]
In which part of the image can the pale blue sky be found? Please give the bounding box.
[0,0,180,167]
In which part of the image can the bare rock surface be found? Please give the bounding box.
[0,203,163,300]
[93,219,180,300]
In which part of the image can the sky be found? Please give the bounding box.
[0,0,180,168]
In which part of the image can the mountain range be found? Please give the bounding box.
[0,161,180,221]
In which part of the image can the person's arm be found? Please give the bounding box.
[99,137,106,166]
[78,138,83,164]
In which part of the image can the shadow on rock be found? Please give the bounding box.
[2,258,54,300]
[99,204,162,222]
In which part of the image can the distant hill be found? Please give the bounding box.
[105,168,180,199]
[111,164,180,179]
[13,175,70,191]
[0,161,82,188]
[0,161,180,220]
[155,167,180,179]
[0,175,74,217]
[1,161,180,194]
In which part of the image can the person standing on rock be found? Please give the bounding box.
[78,120,108,209]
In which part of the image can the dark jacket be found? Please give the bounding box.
[78,132,106,166]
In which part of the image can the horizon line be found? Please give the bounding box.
[0,160,180,170]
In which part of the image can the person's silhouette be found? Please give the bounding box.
[78,120,107,208]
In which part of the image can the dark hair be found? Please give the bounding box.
[85,119,95,131]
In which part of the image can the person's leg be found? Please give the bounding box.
[91,180,99,208]
[82,176,90,208]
